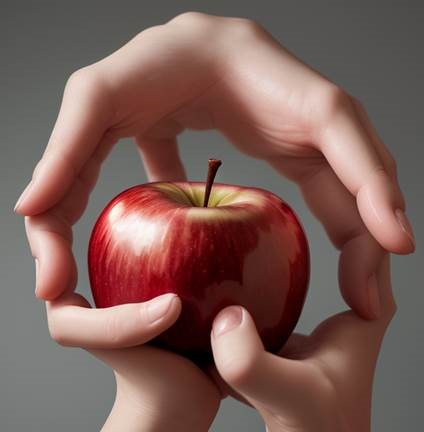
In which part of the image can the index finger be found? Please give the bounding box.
[14,67,112,215]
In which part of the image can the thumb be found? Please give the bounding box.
[211,306,269,398]
[211,306,314,412]
[211,306,327,423]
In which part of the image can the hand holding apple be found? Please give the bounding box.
[39,290,220,431]
[15,14,411,431]
[89,159,309,363]
[210,255,396,432]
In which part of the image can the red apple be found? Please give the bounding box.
[88,160,309,364]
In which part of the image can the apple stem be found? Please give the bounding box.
[203,158,222,207]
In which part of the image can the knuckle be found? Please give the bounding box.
[65,67,106,102]
[66,67,97,90]
[65,66,112,119]
[236,17,265,37]
[169,11,211,27]
[322,84,352,117]
[315,84,353,129]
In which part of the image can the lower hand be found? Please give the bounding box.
[211,254,395,432]
[46,292,220,431]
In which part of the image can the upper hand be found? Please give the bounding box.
[211,254,396,432]
[16,13,413,320]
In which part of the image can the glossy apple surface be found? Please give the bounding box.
[88,182,309,364]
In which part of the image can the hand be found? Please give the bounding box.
[16,13,413,322]
[45,292,220,431]
[210,254,395,432]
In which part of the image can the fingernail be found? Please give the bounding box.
[395,209,415,249]
[367,273,380,319]
[213,306,243,338]
[14,181,33,212]
[146,293,177,324]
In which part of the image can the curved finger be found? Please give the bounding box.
[272,155,385,319]
[15,67,113,215]
[351,98,407,211]
[317,91,414,253]
[46,293,181,348]
[311,255,395,372]
[24,135,113,300]
[136,136,187,182]
[296,163,384,319]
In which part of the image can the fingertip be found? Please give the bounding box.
[20,155,76,216]
[143,293,182,327]
[211,307,290,409]
[212,306,244,339]
[356,177,415,255]
[211,306,266,389]
[14,181,34,214]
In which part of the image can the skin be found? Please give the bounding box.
[15,13,413,431]
[211,255,396,432]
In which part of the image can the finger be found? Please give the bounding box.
[46,293,181,348]
[275,158,385,319]
[25,214,76,300]
[338,230,384,319]
[211,306,318,413]
[311,255,395,374]
[14,67,113,215]
[302,165,385,319]
[351,98,408,216]
[136,136,187,182]
[24,135,114,300]
[317,92,414,253]
[350,99,399,182]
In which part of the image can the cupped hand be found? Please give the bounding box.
[211,254,395,432]
[16,13,413,322]
[45,291,220,431]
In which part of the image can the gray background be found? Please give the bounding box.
[1,1,423,430]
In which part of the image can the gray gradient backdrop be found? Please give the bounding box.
[1,1,423,431]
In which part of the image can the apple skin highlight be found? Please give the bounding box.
[88,182,309,364]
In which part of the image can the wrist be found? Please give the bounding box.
[102,381,214,432]
[101,395,145,432]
